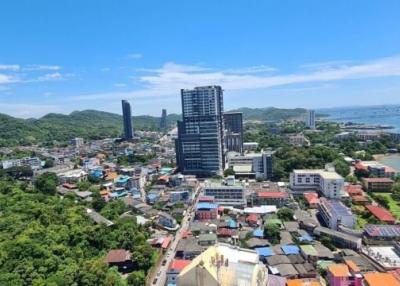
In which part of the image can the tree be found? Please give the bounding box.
[264,223,280,244]
[345,175,358,184]
[92,190,106,212]
[77,181,92,192]
[321,236,336,251]
[223,168,235,177]
[34,172,58,195]
[334,159,350,177]
[372,194,390,209]
[277,207,294,222]
[127,270,146,286]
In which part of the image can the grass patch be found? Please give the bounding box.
[371,192,400,219]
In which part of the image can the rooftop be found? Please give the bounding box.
[169,259,191,271]
[327,263,350,277]
[363,177,394,183]
[105,249,131,263]
[364,224,400,237]
[320,197,353,217]
[366,205,396,222]
[363,272,400,286]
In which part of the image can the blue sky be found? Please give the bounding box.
[0,0,400,118]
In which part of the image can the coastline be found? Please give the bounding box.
[374,153,400,172]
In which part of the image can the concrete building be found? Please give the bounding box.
[288,134,310,147]
[318,198,355,230]
[224,112,243,154]
[158,212,177,229]
[195,202,218,220]
[160,108,167,130]
[227,151,273,180]
[71,137,84,148]
[305,110,316,129]
[327,263,362,286]
[289,168,345,199]
[243,142,258,152]
[177,243,268,286]
[204,177,246,207]
[121,99,133,140]
[362,177,394,192]
[166,259,191,286]
[175,86,225,177]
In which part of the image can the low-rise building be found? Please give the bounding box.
[158,212,177,229]
[166,259,191,286]
[362,177,394,192]
[327,263,362,286]
[203,177,246,207]
[319,198,355,230]
[290,168,345,199]
[365,205,396,224]
[227,151,273,180]
[363,272,400,286]
[105,249,133,272]
[177,243,268,286]
[195,202,218,221]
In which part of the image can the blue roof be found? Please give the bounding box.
[147,193,159,200]
[160,167,173,174]
[281,244,300,255]
[227,218,237,228]
[116,175,129,183]
[255,247,273,257]
[253,228,264,238]
[196,202,218,210]
[299,233,313,242]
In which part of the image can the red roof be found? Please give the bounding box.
[304,192,319,204]
[161,236,172,249]
[354,162,368,171]
[247,213,259,223]
[105,249,131,263]
[366,205,396,223]
[169,259,191,271]
[257,191,288,198]
[351,195,369,202]
[345,185,363,196]
[217,228,235,237]
[363,177,394,183]
[198,196,215,202]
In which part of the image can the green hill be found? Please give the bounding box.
[0,107,313,146]
[230,107,308,122]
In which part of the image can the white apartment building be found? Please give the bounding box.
[204,177,246,207]
[289,168,345,199]
[227,151,273,180]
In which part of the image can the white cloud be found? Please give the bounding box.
[0,64,20,71]
[0,103,62,118]
[113,83,127,88]
[224,65,277,74]
[71,55,400,101]
[0,74,18,84]
[23,65,61,71]
[101,67,111,72]
[127,53,143,59]
[36,72,64,81]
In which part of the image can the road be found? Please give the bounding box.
[149,183,202,286]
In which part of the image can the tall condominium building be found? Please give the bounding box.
[305,110,316,129]
[160,108,167,130]
[121,100,133,140]
[224,112,243,153]
[175,86,225,176]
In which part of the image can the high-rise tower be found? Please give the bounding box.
[121,100,133,140]
[175,86,225,176]
[160,109,167,130]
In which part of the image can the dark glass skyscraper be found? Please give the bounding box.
[160,109,167,130]
[224,112,243,154]
[121,100,133,140]
[175,86,225,176]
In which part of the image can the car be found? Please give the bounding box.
[157,271,161,277]
[153,278,158,284]
[162,259,167,266]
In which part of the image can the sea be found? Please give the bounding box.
[318,105,400,170]
[318,105,400,133]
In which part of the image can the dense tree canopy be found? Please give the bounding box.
[0,179,155,285]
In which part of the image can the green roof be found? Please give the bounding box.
[300,244,317,256]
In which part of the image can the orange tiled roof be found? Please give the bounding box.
[344,259,360,273]
[328,264,350,277]
[287,279,322,286]
[363,272,400,286]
